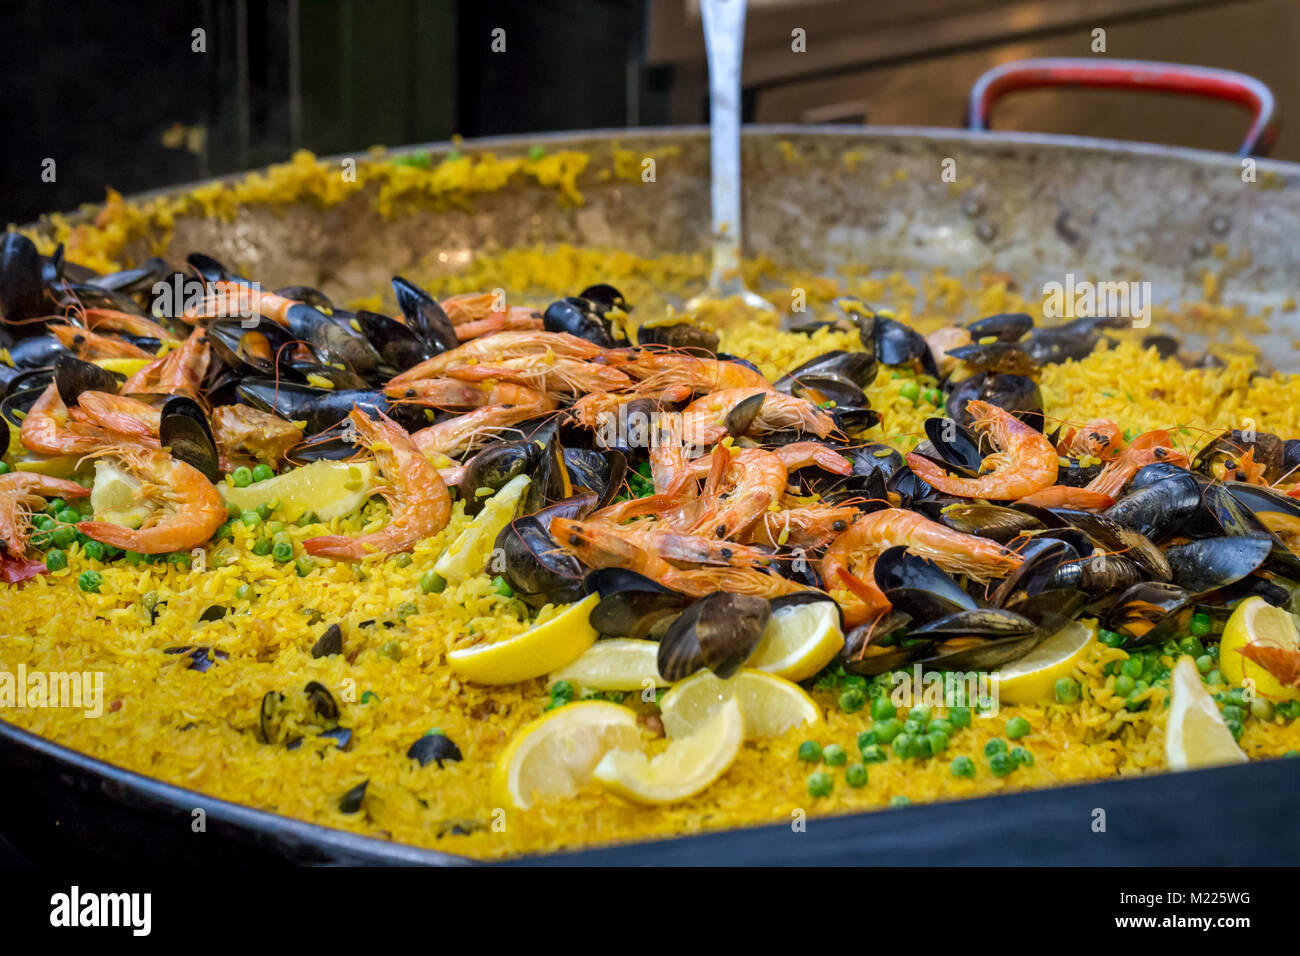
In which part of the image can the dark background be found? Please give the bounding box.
[2,0,1299,243]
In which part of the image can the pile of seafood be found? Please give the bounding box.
[2,226,1300,699]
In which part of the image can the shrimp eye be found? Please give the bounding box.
[832,520,847,532]
[568,535,581,546]
[715,525,726,538]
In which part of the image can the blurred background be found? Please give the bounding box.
[2,0,1299,224]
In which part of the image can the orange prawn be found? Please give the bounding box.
[906,399,1058,500]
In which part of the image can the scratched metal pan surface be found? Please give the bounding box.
[3,126,1300,865]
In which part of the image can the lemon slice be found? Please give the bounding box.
[93,357,153,376]
[448,592,599,685]
[493,701,641,810]
[995,618,1097,705]
[1166,656,1248,771]
[90,460,150,528]
[220,459,377,522]
[1219,596,1300,702]
[746,599,844,681]
[549,639,669,692]
[593,697,743,805]
[659,668,821,740]
[11,453,83,479]
[433,473,530,583]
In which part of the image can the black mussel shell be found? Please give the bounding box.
[275,284,335,312]
[338,780,368,814]
[1202,483,1300,580]
[54,353,121,406]
[1002,587,1092,630]
[407,733,462,768]
[1164,536,1272,595]
[578,283,629,317]
[187,252,238,283]
[990,537,1077,608]
[237,380,423,435]
[841,613,926,676]
[1048,551,1144,597]
[356,309,439,371]
[724,391,766,438]
[564,447,627,510]
[459,441,542,516]
[874,546,977,623]
[1021,316,1118,365]
[938,502,1044,543]
[966,312,1032,344]
[657,592,771,681]
[1055,456,1105,488]
[258,691,286,743]
[1046,509,1171,581]
[875,316,938,376]
[946,342,1039,377]
[522,433,573,517]
[311,624,343,659]
[828,405,881,435]
[910,609,1040,670]
[911,608,1037,640]
[0,232,49,323]
[208,316,292,376]
[288,433,360,463]
[8,334,64,369]
[1284,439,1300,476]
[923,417,984,472]
[2,379,52,427]
[1192,429,1286,484]
[776,371,867,409]
[497,516,587,608]
[532,492,599,525]
[589,570,692,641]
[392,276,458,354]
[285,303,381,379]
[304,681,339,721]
[776,350,877,391]
[160,395,220,482]
[1201,574,1291,610]
[1104,582,1195,646]
[1142,333,1180,359]
[544,297,617,348]
[636,322,718,352]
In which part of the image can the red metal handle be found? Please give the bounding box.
[967,58,1278,157]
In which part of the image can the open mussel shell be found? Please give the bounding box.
[966,312,1032,344]
[1043,509,1171,581]
[657,592,772,682]
[923,416,983,472]
[285,303,381,380]
[990,537,1078,609]
[724,391,766,438]
[544,297,618,348]
[1103,582,1195,646]
[776,350,878,391]
[946,342,1039,377]
[1201,482,1300,580]
[496,516,586,608]
[841,612,925,676]
[1002,587,1092,631]
[775,371,867,409]
[874,546,976,623]
[54,354,122,406]
[1102,468,1205,541]
[458,441,542,516]
[585,568,692,640]
[910,609,1040,670]
[521,433,574,516]
[208,316,292,376]
[563,447,627,510]
[1192,429,1286,483]
[636,322,718,353]
[160,395,220,482]
[939,502,1044,543]
[237,380,424,435]
[948,372,1044,432]
[1164,535,1272,595]
[392,276,458,354]
[356,309,439,372]
[578,283,629,317]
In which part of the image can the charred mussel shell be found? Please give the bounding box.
[1104,582,1195,646]
[54,353,122,406]
[656,592,772,682]
[946,342,1039,378]
[159,395,220,482]
[636,322,718,353]
[544,297,618,348]
[1163,535,1272,595]
[459,441,542,516]
[966,312,1032,344]
[407,733,463,768]
[586,568,692,641]
[392,276,458,354]
[874,546,977,624]
[939,502,1044,543]
[910,609,1040,670]
[1192,429,1286,484]
[497,516,587,608]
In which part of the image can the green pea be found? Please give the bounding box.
[870,697,896,721]
[251,537,272,556]
[1251,699,1275,721]
[1225,718,1244,741]
[856,729,876,750]
[907,705,931,724]
[984,738,1007,757]
[891,733,916,759]
[252,463,275,483]
[872,718,903,744]
[77,570,102,593]
[360,691,378,705]
[56,507,80,525]
[989,752,1016,777]
[838,687,866,713]
[950,755,976,778]
[859,744,886,764]
[45,549,67,572]
[899,719,922,737]
[420,570,446,594]
[31,513,54,531]
[1005,716,1031,740]
[1220,704,1246,723]
[1179,635,1205,657]
[551,680,575,702]
[51,524,77,548]
[927,730,949,755]
[1054,677,1080,704]
[927,718,955,737]
[124,550,144,565]
[841,675,867,694]
[1121,656,1144,679]
[1113,675,1136,697]
[1010,746,1034,767]
[235,583,252,600]
[844,763,868,788]
[806,771,833,798]
[1189,612,1212,637]
[240,510,261,528]
[913,735,933,759]
[823,743,847,767]
[256,502,274,521]
[267,541,290,563]
[1098,629,1125,647]
[390,552,412,568]
[491,575,514,598]
[0,461,10,474]
[232,466,253,487]
[1195,654,1215,675]
[82,540,105,562]
[295,555,316,577]
[889,795,911,808]
[797,740,823,763]
[949,706,972,728]
[169,552,191,571]
[1205,669,1225,686]
[1277,701,1300,721]
[899,380,920,402]
[295,510,319,526]
[396,601,418,620]
[44,498,64,516]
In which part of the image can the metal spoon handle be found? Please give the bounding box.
[700,0,747,294]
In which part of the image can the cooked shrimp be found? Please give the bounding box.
[211,404,302,468]
[50,324,153,359]
[82,307,175,341]
[613,350,770,393]
[304,409,451,559]
[389,331,608,385]
[1237,643,1300,688]
[567,385,693,431]
[906,399,1057,500]
[72,391,162,445]
[0,473,90,557]
[1085,429,1189,499]
[1057,418,1123,460]
[121,325,210,396]
[821,508,1023,626]
[76,445,226,554]
[748,501,861,551]
[19,384,114,456]
[650,411,691,496]
[1015,485,1114,511]
[452,312,545,341]
[680,387,837,446]
[441,357,632,396]
[185,280,298,325]
[408,384,556,457]
[926,325,973,379]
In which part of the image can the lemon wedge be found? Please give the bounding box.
[433,473,530,583]
[1219,596,1300,702]
[549,638,668,692]
[995,619,1097,705]
[493,701,641,809]
[93,357,153,377]
[593,697,743,805]
[89,460,150,528]
[746,599,844,681]
[448,593,599,685]
[220,459,377,522]
[1166,656,1248,771]
[11,453,83,479]
[659,668,821,740]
